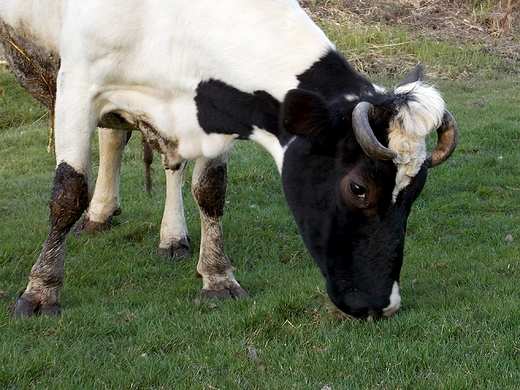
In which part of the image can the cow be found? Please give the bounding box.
[1,0,458,320]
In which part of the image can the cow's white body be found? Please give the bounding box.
[2,0,331,170]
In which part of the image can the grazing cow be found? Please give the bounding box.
[1,0,458,320]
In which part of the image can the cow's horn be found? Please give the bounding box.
[352,102,397,161]
[426,110,459,168]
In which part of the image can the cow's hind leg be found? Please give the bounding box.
[192,155,248,300]
[158,161,192,260]
[73,128,130,234]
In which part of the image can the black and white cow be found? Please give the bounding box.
[1,0,457,320]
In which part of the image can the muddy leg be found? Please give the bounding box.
[12,65,97,316]
[192,154,248,300]
[12,163,90,316]
[158,161,193,260]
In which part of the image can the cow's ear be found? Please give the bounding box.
[282,89,334,137]
[397,65,423,87]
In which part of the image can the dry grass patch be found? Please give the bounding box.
[300,0,519,77]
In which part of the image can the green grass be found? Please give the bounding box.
[1,33,520,390]
[0,68,47,130]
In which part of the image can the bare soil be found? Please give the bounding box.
[301,0,519,76]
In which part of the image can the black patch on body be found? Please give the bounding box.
[195,79,293,146]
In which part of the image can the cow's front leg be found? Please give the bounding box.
[73,128,130,234]
[12,163,90,316]
[192,155,248,300]
[158,161,192,259]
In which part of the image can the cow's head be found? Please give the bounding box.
[280,74,458,320]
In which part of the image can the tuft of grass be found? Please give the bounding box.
[320,19,516,79]
[304,0,520,79]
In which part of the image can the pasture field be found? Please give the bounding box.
[1,4,519,389]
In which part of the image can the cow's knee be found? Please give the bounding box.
[50,162,90,230]
[192,158,227,218]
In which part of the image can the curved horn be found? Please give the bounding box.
[426,110,459,168]
[352,102,397,161]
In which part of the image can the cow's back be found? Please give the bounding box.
[59,0,332,100]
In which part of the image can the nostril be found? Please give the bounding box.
[366,309,383,321]
[345,306,383,321]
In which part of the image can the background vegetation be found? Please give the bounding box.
[1,1,519,389]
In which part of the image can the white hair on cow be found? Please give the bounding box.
[344,93,359,102]
[387,81,445,201]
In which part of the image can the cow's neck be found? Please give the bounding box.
[296,50,376,100]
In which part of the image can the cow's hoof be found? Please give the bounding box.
[158,238,192,261]
[71,216,112,235]
[71,208,121,235]
[71,219,111,235]
[11,293,61,317]
[200,286,249,300]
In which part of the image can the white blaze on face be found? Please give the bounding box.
[387,81,446,201]
[382,281,401,317]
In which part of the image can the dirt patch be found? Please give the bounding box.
[301,0,519,76]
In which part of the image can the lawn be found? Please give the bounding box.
[1,5,519,390]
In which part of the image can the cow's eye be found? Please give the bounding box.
[350,181,367,199]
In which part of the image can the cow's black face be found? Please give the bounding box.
[281,89,429,320]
